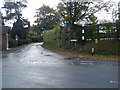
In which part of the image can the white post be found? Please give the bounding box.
[74,20,93,46]
[6,33,9,50]
[15,34,18,46]
[82,24,85,46]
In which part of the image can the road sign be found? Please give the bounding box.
[74,20,93,26]
[74,20,93,46]
[95,39,98,44]
[70,39,77,41]
[66,23,72,27]
[67,27,71,31]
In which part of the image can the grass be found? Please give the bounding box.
[42,40,120,60]
[82,40,119,56]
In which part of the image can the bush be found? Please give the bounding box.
[30,36,43,42]
[9,39,30,47]
[82,40,119,56]
[43,26,74,50]
[9,39,18,47]
[18,39,30,46]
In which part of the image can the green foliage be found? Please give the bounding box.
[2,0,30,40]
[2,1,27,21]
[57,0,113,24]
[18,39,30,46]
[32,25,42,36]
[85,24,98,40]
[10,19,28,39]
[9,39,18,47]
[30,36,43,42]
[43,26,60,47]
[32,25,41,31]
[82,40,119,56]
[116,20,120,39]
[34,4,60,31]
[43,26,63,50]
[9,39,30,47]
[43,25,81,50]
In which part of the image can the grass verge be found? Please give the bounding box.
[42,40,120,60]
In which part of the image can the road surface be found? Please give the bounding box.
[2,43,118,88]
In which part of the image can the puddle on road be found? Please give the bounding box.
[16,56,118,66]
[18,57,95,65]
[63,57,94,65]
[63,57,118,66]
[110,81,119,84]
[41,52,54,56]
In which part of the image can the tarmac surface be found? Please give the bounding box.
[2,43,118,88]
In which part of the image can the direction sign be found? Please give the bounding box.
[70,39,77,41]
[66,23,72,27]
[74,20,93,26]
[74,20,93,46]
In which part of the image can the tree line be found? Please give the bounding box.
[33,0,119,48]
[2,0,30,40]
[1,0,120,48]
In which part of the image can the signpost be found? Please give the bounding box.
[66,23,72,28]
[70,39,77,46]
[74,20,95,55]
[70,39,77,42]
[66,23,72,31]
[74,20,93,46]
[70,39,77,52]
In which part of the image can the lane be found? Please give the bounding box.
[2,43,118,88]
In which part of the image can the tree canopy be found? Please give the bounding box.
[2,0,27,21]
[2,0,30,39]
[34,4,60,31]
[57,0,114,24]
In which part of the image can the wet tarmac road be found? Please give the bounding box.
[2,43,118,88]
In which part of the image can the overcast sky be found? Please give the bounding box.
[22,0,60,25]
[0,0,119,26]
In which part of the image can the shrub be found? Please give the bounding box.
[18,39,30,46]
[82,40,118,56]
[43,26,73,50]
[9,39,17,47]
[30,36,43,42]
[9,39,30,47]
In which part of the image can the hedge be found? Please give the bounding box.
[9,39,30,48]
[30,36,43,42]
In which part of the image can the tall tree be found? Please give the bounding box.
[34,4,60,31]
[57,0,114,44]
[116,1,120,40]
[2,0,27,21]
[2,0,30,39]
[57,0,114,24]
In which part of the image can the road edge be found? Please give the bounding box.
[42,45,120,61]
